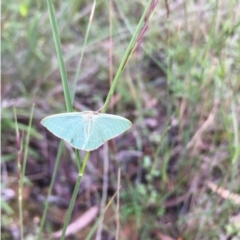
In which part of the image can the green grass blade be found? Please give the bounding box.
[46,0,72,112]
[102,0,156,113]
[21,105,35,207]
[17,104,35,240]
[60,151,90,240]
[37,140,64,240]
[231,100,240,164]
[71,0,96,104]
[14,108,24,240]
[85,189,119,240]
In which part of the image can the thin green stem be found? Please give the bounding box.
[231,100,240,164]
[86,188,119,240]
[115,169,121,240]
[37,141,64,240]
[46,0,72,112]
[18,104,35,240]
[21,104,35,181]
[18,147,24,240]
[102,0,154,113]
[14,108,23,240]
[71,0,96,103]
[60,151,90,240]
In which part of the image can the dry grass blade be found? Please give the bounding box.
[187,99,219,152]
[206,181,240,205]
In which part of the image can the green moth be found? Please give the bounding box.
[41,111,132,151]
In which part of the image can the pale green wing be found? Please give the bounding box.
[82,117,106,151]
[41,113,86,149]
[96,114,132,141]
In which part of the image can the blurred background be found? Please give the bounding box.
[1,0,240,239]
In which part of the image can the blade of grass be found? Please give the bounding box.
[60,151,90,240]
[16,104,35,240]
[96,144,109,240]
[21,104,35,219]
[37,140,64,240]
[71,0,96,103]
[85,188,120,240]
[231,99,240,164]
[14,108,24,240]
[109,0,113,86]
[102,0,157,113]
[46,0,72,112]
[116,168,121,240]
[37,144,81,239]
